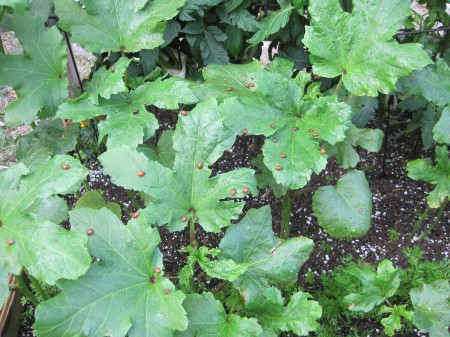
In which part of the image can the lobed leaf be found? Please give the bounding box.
[0,12,68,125]
[407,146,450,208]
[344,260,400,312]
[379,305,413,337]
[0,156,90,285]
[303,0,432,96]
[219,206,314,305]
[34,208,188,337]
[175,292,262,337]
[99,99,257,233]
[55,0,185,53]
[433,106,450,145]
[410,280,450,337]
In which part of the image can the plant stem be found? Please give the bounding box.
[408,208,429,240]
[82,179,90,192]
[212,280,228,294]
[383,297,393,307]
[420,197,449,241]
[189,218,195,245]
[27,272,49,301]
[333,76,343,96]
[15,274,39,306]
[280,190,294,240]
[126,190,141,209]
[294,186,319,196]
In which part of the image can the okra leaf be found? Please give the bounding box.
[16,119,79,161]
[55,0,185,53]
[180,0,223,21]
[247,0,293,46]
[246,287,321,337]
[217,64,351,190]
[99,99,257,233]
[303,0,432,96]
[219,206,314,305]
[379,305,413,337]
[175,292,262,337]
[410,280,450,337]
[252,155,288,198]
[75,191,122,219]
[398,59,450,107]
[344,260,400,312]
[433,106,450,145]
[0,156,90,285]
[407,146,450,208]
[0,12,68,125]
[312,170,372,237]
[0,250,9,307]
[56,78,197,149]
[34,208,188,337]
[137,130,176,169]
[85,57,132,104]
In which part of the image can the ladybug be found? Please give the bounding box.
[276,166,282,171]
[320,148,326,154]
[182,216,188,222]
[164,290,169,295]
[313,132,318,137]
[7,239,15,246]
[293,127,299,131]
[227,87,233,91]
[273,137,278,143]
[62,164,70,170]
[194,215,199,222]
[180,110,188,116]
[87,228,94,235]
[155,267,161,274]
[280,154,286,158]
[242,129,248,135]
[245,83,250,88]
[243,187,249,194]
[110,66,115,73]
[132,212,139,219]
[271,123,276,129]
[250,83,255,87]
[308,128,313,133]
[137,171,145,177]
[197,162,203,169]
[229,189,237,196]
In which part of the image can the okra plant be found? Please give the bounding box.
[0,0,448,336]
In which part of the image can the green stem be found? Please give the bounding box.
[420,197,449,241]
[189,218,195,246]
[383,297,393,308]
[294,186,319,196]
[333,76,343,96]
[26,272,49,301]
[82,179,90,192]
[408,208,429,240]
[77,137,100,155]
[280,190,294,240]
[15,274,39,306]
[126,190,141,209]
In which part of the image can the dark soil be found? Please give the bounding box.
[18,109,449,337]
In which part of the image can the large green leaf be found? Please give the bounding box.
[0,12,68,125]
[55,0,185,53]
[219,206,314,305]
[99,99,257,233]
[176,292,262,337]
[247,0,293,46]
[216,64,352,189]
[0,250,9,308]
[344,260,400,312]
[407,146,450,208]
[16,119,79,161]
[433,106,450,145]
[85,57,132,104]
[303,0,432,96]
[407,106,442,150]
[137,130,176,169]
[34,208,188,337]
[246,287,322,336]
[410,280,450,337]
[0,156,90,285]
[398,59,450,107]
[312,170,372,237]
[56,78,197,149]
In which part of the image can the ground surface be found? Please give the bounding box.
[1,32,448,337]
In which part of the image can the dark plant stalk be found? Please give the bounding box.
[420,197,449,241]
[189,218,195,246]
[408,208,429,240]
[15,274,39,306]
[126,190,141,209]
[27,271,49,301]
[280,190,294,240]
